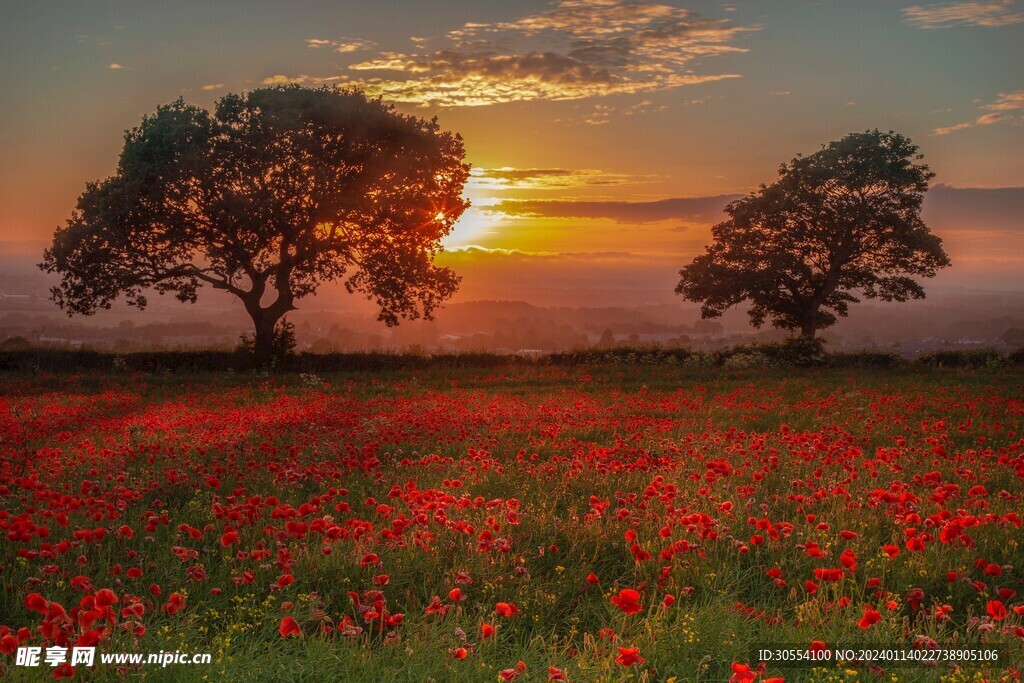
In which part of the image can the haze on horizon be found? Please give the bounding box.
[1,0,1023,322]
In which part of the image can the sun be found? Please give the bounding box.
[442,206,499,248]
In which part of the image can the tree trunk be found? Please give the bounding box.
[243,275,295,367]
[250,312,280,368]
[800,320,817,340]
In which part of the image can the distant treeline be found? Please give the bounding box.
[1,342,1023,374]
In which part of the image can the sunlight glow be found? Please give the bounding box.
[442,207,499,248]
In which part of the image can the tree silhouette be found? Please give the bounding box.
[41,85,469,363]
[676,131,950,340]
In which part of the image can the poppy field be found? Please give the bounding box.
[1,365,1023,682]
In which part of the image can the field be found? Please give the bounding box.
[1,365,1023,682]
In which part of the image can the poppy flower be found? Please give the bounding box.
[839,550,857,570]
[279,616,301,637]
[858,605,881,628]
[425,596,449,616]
[162,592,186,616]
[987,600,1008,621]
[24,593,48,614]
[730,663,757,683]
[495,602,519,617]
[610,589,643,615]
[615,647,644,666]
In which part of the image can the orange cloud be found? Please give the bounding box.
[934,90,1024,135]
[467,167,650,191]
[903,0,1024,28]
[280,0,755,107]
[306,37,377,53]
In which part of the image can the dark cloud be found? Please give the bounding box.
[491,194,742,223]
[489,185,1024,233]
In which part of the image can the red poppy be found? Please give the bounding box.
[730,663,757,683]
[279,616,301,638]
[162,592,186,616]
[858,605,881,628]
[610,589,643,615]
[615,647,644,666]
[987,600,1008,621]
[495,602,519,617]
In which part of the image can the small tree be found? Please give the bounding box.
[676,131,950,340]
[41,85,469,364]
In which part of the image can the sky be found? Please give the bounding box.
[1,0,1023,306]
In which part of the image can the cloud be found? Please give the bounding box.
[484,185,1024,233]
[281,0,755,107]
[934,90,1024,135]
[903,0,1024,28]
[468,167,649,190]
[441,245,646,262]
[984,90,1024,110]
[933,112,1006,135]
[306,37,376,53]
[491,195,741,223]
[201,83,225,91]
[107,63,125,70]
[261,74,343,86]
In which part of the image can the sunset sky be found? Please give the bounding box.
[2,0,1023,305]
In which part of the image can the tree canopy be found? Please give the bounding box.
[676,130,950,340]
[41,85,469,361]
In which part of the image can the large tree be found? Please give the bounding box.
[676,130,950,340]
[41,85,469,362]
